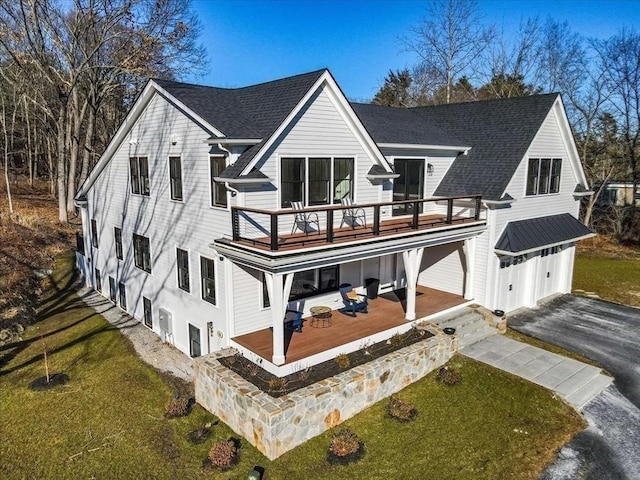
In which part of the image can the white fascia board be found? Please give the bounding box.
[573,190,594,197]
[554,96,589,187]
[321,73,393,173]
[239,72,330,176]
[495,232,595,257]
[213,176,272,184]
[484,198,515,206]
[378,142,471,153]
[76,80,221,199]
[240,70,393,176]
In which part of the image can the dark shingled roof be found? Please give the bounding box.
[495,213,593,254]
[350,103,467,147]
[154,70,325,138]
[409,94,559,201]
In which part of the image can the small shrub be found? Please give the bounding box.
[386,395,417,422]
[245,362,261,377]
[208,438,239,471]
[389,332,404,347]
[187,422,215,444]
[297,366,312,381]
[164,396,191,418]
[436,366,462,386]
[267,377,288,393]
[328,429,364,465]
[334,353,350,370]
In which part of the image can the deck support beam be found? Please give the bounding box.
[264,272,294,365]
[401,247,424,321]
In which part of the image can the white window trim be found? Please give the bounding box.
[168,154,184,203]
[199,254,219,307]
[133,233,152,274]
[129,153,151,197]
[524,158,563,197]
[113,224,123,261]
[209,154,229,210]
[278,154,357,208]
[176,246,191,294]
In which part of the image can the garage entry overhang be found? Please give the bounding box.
[495,213,595,256]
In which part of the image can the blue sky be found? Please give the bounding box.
[189,0,640,100]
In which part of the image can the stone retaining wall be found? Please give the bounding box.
[194,326,457,460]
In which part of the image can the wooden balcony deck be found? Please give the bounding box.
[232,286,466,365]
[235,214,480,252]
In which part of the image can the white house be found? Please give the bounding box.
[75,69,593,377]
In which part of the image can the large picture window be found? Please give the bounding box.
[281,157,354,207]
[133,234,151,273]
[176,248,190,292]
[200,256,216,305]
[129,156,150,196]
[526,158,562,196]
[169,156,183,201]
[210,155,227,207]
[262,266,339,307]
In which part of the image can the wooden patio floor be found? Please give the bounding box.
[232,286,466,365]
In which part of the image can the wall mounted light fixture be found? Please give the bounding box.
[427,163,434,176]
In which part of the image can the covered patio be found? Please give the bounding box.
[232,286,467,366]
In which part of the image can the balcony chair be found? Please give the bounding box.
[284,309,304,332]
[339,197,367,229]
[339,284,368,317]
[290,201,320,235]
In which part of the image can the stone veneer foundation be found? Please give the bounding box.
[194,323,457,460]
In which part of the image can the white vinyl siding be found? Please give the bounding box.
[86,92,229,355]
[418,242,465,296]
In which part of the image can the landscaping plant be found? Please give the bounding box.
[328,428,365,465]
[386,395,417,422]
[208,438,239,470]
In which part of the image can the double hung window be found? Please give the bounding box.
[200,257,216,304]
[133,234,151,273]
[177,248,190,292]
[129,156,150,196]
[114,227,123,260]
[169,156,183,201]
[210,156,227,207]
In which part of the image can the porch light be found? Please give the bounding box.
[427,163,434,176]
[170,134,178,145]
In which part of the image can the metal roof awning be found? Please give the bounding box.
[495,213,594,256]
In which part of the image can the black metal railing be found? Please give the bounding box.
[231,195,483,251]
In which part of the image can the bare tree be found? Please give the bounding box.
[400,0,495,104]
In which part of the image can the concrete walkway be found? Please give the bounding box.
[461,335,612,410]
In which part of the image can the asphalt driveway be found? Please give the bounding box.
[509,295,640,480]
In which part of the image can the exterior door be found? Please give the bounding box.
[189,324,201,358]
[393,159,424,216]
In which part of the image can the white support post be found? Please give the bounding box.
[264,272,294,366]
[401,248,424,321]
[463,237,476,300]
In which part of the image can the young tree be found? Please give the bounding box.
[400,0,495,104]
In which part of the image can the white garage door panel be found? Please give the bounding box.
[497,255,530,313]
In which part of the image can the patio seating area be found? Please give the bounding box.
[232,285,467,365]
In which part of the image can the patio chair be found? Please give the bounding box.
[290,201,320,235]
[284,309,304,332]
[339,197,367,229]
[339,284,368,317]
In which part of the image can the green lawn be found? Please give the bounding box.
[0,253,584,479]
[573,253,640,307]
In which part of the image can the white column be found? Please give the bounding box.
[401,248,424,321]
[264,272,295,366]
[463,237,476,300]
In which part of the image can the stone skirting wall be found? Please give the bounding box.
[194,326,457,460]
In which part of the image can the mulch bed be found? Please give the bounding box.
[28,373,69,390]
[218,327,434,397]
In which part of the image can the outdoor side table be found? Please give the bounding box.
[310,306,332,328]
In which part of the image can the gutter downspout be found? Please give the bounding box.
[217,143,240,198]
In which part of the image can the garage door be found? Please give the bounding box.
[536,246,564,300]
[497,254,530,313]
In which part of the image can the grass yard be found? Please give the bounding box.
[0,253,584,479]
[574,236,640,307]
